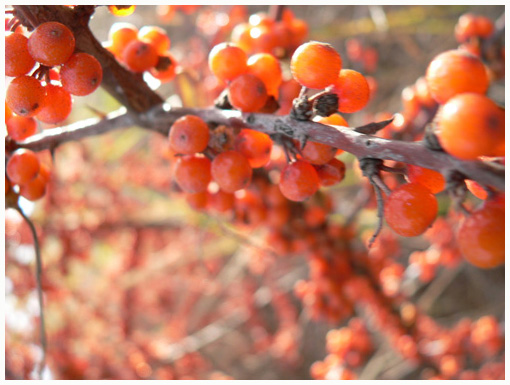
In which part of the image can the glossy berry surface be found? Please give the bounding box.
[384,183,438,237]
[122,40,159,73]
[6,149,41,185]
[208,43,248,82]
[290,41,342,89]
[437,93,504,160]
[457,203,504,268]
[406,164,445,194]
[425,49,488,104]
[332,69,370,113]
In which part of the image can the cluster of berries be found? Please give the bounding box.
[5,20,103,202]
[104,22,177,82]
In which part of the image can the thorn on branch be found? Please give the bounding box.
[367,180,385,249]
[354,116,395,135]
[445,170,471,216]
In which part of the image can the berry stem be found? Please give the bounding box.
[15,206,47,379]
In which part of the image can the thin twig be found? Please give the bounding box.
[16,207,47,379]
[367,180,385,249]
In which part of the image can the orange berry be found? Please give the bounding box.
[108,5,136,17]
[279,160,320,202]
[406,164,445,194]
[475,16,494,38]
[60,53,103,96]
[138,25,170,54]
[228,74,268,112]
[173,155,211,193]
[149,52,177,82]
[6,76,45,117]
[185,191,208,211]
[231,23,255,54]
[384,183,438,237]
[331,69,370,113]
[168,115,210,155]
[457,203,504,268]
[316,158,346,187]
[211,151,252,193]
[208,43,248,82]
[209,190,235,213]
[437,93,504,160]
[455,13,479,42]
[234,129,273,168]
[6,116,37,141]
[317,113,348,127]
[287,18,309,49]
[19,172,47,201]
[5,33,35,77]
[301,141,337,165]
[414,76,437,109]
[425,49,489,104]
[290,41,342,89]
[108,22,138,57]
[27,21,75,66]
[36,84,72,124]
[122,40,159,73]
[247,53,282,97]
[6,149,40,185]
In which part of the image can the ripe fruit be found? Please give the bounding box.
[6,116,37,141]
[316,113,348,127]
[234,129,273,168]
[228,74,268,112]
[168,115,210,155]
[149,52,177,82]
[6,149,41,185]
[185,191,208,210]
[60,53,103,96]
[173,155,211,193]
[108,5,136,17]
[138,25,170,54]
[301,141,337,165]
[108,22,138,57]
[208,43,248,82]
[122,40,159,73]
[425,49,489,104]
[6,76,46,117]
[332,69,370,113]
[457,203,504,268]
[211,151,252,193]
[384,183,438,237]
[279,160,320,202]
[247,53,282,97]
[27,21,75,66]
[436,93,504,160]
[465,179,488,200]
[455,13,494,42]
[19,172,47,201]
[36,84,73,124]
[316,158,346,187]
[5,33,35,77]
[406,164,445,194]
[290,41,342,89]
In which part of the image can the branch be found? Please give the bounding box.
[14,105,505,192]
